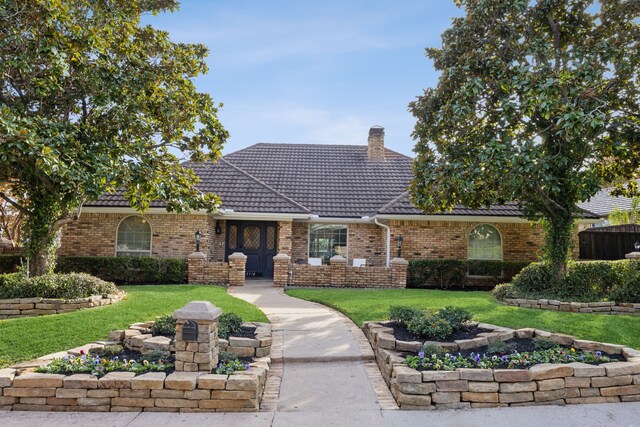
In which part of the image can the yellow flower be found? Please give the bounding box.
[143,360,149,366]
[570,348,576,353]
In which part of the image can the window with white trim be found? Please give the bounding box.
[309,224,347,263]
[116,216,151,257]
[468,224,502,261]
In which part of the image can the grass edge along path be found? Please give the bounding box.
[0,285,268,369]
[286,288,640,350]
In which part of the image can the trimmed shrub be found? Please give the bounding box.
[437,306,472,331]
[0,272,118,299]
[408,259,530,289]
[150,315,177,336]
[492,283,519,300]
[407,314,453,341]
[56,256,187,284]
[0,255,22,274]
[609,272,640,303]
[218,312,243,340]
[510,262,556,293]
[388,305,423,326]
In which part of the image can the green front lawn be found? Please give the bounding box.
[286,288,640,349]
[0,285,268,369]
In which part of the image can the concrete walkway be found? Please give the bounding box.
[4,280,640,426]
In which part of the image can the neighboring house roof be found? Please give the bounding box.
[86,142,599,219]
[577,180,640,217]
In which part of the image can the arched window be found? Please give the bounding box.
[116,216,152,257]
[468,224,502,260]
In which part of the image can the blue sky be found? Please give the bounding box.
[143,1,463,157]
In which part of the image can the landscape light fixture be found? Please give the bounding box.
[635,241,640,251]
[195,229,202,252]
[396,235,404,258]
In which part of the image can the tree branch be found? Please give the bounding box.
[0,192,29,215]
[547,11,561,69]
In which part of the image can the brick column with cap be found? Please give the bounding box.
[391,257,409,288]
[273,253,290,287]
[228,252,247,286]
[173,301,222,372]
[329,255,347,286]
[187,251,207,284]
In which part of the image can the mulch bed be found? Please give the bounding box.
[384,321,489,342]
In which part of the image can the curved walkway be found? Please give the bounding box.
[228,279,396,425]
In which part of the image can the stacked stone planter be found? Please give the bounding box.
[499,298,640,316]
[220,323,272,358]
[364,321,640,410]
[3,302,273,412]
[0,291,125,319]
[0,365,269,412]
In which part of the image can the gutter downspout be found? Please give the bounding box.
[373,217,391,267]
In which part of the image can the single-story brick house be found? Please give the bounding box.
[60,126,599,279]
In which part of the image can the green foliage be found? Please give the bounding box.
[214,353,248,375]
[410,0,640,282]
[408,259,529,289]
[437,306,472,331]
[91,345,124,358]
[502,260,640,303]
[492,283,519,300]
[0,255,22,274]
[55,256,187,285]
[141,350,168,363]
[609,272,640,303]
[533,338,559,351]
[609,198,640,225]
[150,315,176,337]
[486,341,515,355]
[218,312,243,340]
[388,305,424,326]
[407,314,453,341]
[0,272,118,299]
[421,343,445,358]
[36,353,173,377]
[0,0,228,275]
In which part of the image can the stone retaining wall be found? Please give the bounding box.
[364,321,640,410]
[500,298,640,316]
[0,367,269,412]
[0,292,125,320]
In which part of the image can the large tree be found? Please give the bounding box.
[0,0,228,275]
[410,0,640,280]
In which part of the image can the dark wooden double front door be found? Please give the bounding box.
[225,221,277,278]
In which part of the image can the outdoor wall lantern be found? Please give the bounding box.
[396,235,404,258]
[215,220,222,235]
[195,229,202,252]
[635,241,640,251]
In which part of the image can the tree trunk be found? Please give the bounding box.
[542,213,574,283]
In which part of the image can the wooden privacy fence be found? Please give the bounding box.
[579,224,640,260]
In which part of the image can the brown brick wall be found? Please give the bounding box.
[60,213,211,259]
[388,220,546,262]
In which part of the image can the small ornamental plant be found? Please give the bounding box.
[214,352,250,375]
[405,347,612,371]
[35,350,173,377]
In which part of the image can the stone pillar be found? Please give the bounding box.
[187,251,207,284]
[228,252,247,286]
[173,301,222,372]
[277,221,293,256]
[391,257,409,288]
[330,255,347,286]
[273,253,290,287]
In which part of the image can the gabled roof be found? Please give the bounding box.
[85,142,599,219]
[222,144,413,217]
[577,180,640,217]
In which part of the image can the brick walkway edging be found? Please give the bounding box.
[498,297,640,315]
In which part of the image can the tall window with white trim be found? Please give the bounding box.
[116,216,152,257]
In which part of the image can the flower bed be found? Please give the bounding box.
[364,321,640,410]
[498,297,640,316]
[0,292,125,319]
[0,313,272,412]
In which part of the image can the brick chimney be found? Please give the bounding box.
[368,126,385,161]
